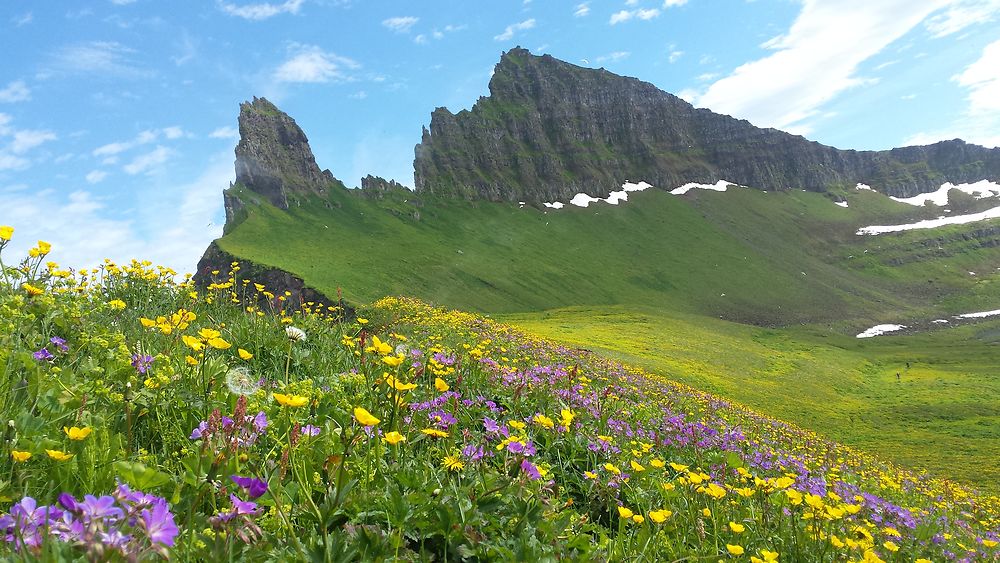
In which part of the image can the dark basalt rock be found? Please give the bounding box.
[413,47,1000,202]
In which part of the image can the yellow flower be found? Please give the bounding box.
[617,506,633,519]
[182,335,204,351]
[64,426,93,440]
[238,348,253,360]
[434,377,449,392]
[274,393,309,408]
[631,515,644,524]
[22,283,44,296]
[185,355,199,366]
[669,462,689,472]
[604,463,621,475]
[984,540,999,548]
[11,450,31,462]
[199,328,221,340]
[758,549,779,562]
[46,449,73,462]
[560,409,574,428]
[785,489,803,505]
[882,541,899,553]
[726,544,745,556]
[382,354,404,368]
[107,299,127,310]
[369,335,392,355]
[36,241,51,255]
[442,454,464,471]
[382,431,406,445]
[353,407,380,426]
[649,458,665,468]
[0,225,13,241]
[508,420,526,430]
[630,460,645,472]
[729,521,746,533]
[533,414,554,429]
[421,428,449,438]
[702,508,712,517]
[207,337,231,350]
[648,509,672,523]
[357,317,369,325]
[140,317,157,328]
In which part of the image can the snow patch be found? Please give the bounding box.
[855,183,874,191]
[543,201,564,209]
[544,180,653,209]
[669,180,736,195]
[890,180,1000,207]
[956,309,1000,319]
[856,204,1000,235]
[932,319,949,324]
[834,200,849,208]
[569,193,602,207]
[856,324,907,338]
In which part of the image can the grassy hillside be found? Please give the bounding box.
[217,183,1000,328]
[501,306,1000,493]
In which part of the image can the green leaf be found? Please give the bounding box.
[114,460,173,490]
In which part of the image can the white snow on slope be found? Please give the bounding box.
[835,201,849,208]
[957,309,1000,319]
[890,180,1000,207]
[545,180,654,208]
[670,180,737,195]
[856,204,1000,235]
[543,201,564,209]
[855,183,874,191]
[856,324,906,338]
[569,193,601,207]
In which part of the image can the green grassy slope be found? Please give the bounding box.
[217,183,1000,327]
[501,305,1000,492]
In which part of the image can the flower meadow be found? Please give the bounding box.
[0,227,998,562]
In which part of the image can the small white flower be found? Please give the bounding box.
[285,326,306,342]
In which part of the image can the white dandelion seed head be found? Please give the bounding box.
[394,344,410,356]
[285,326,307,342]
[226,367,259,396]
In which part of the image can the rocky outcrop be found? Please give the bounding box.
[413,47,1000,202]
[194,241,353,319]
[233,97,336,209]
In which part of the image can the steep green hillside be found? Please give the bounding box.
[501,305,1000,492]
[216,182,1000,328]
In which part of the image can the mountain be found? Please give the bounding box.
[195,48,1000,328]
[413,47,1000,203]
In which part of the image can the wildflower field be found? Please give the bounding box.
[0,228,998,562]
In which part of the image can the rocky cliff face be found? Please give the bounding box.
[233,97,336,210]
[413,47,1000,202]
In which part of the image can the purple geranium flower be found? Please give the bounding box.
[78,495,124,522]
[300,424,320,437]
[521,459,542,481]
[33,348,54,361]
[231,475,268,499]
[131,353,154,374]
[140,500,178,547]
[50,336,68,352]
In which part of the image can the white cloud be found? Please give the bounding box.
[92,128,181,157]
[0,81,31,103]
[273,45,359,83]
[110,0,137,5]
[414,34,427,44]
[574,3,590,17]
[494,18,535,41]
[669,49,684,63]
[219,0,303,20]
[9,130,57,154]
[349,91,368,100]
[0,153,29,171]
[209,126,239,140]
[93,141,132,157]
[12,12,32,26]
[925,0,1000,37]
[46,41,149,78]
[85,170,107,184]
[1,153,230,274]
[663,0,688,6]
[162,126,185,140]
[123,146,172,175]
[382,16,418,33]
[610,8,660,24]
[596,51,630,63]
[696,0,947,133]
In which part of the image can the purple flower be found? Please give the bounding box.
[300,424,321,437]
[78,495,124,522]
[140,500,178,547]
[252,412,268,432]
[231,475,268,499]
[483,417,500,433]
[33,348,54,361]
[50,336,68,352]
[462,444,484,461]
[189,421,208,440]
[131,353,154,374]
[520,459,542,481]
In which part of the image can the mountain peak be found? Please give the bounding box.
[233,96,333,210]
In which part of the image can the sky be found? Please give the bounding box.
[1,0,999,274]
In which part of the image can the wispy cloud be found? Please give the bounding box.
[209,126,239,140]
[574,3,590,17]
[219,0,304,20]
[663,0,688,6]
[110,0,137,5]
[92,127,181,157]
[596,51,630,63]
[85,170,107,184]
[669,49,684,63]
[11,12,33,26]
[925,0,1000,37]
[382,16,418,33]
[45,41,150,78]
[0,81,31,103]
[273,45,360,83]
[609,8,660,24]
[494,18,536,41]
[123,146,172,175]
[9,130,57,154]
[696,0,947,133]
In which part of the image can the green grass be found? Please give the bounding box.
[500,305,1000,492]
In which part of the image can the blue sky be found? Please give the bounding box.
[1,0,999,273]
